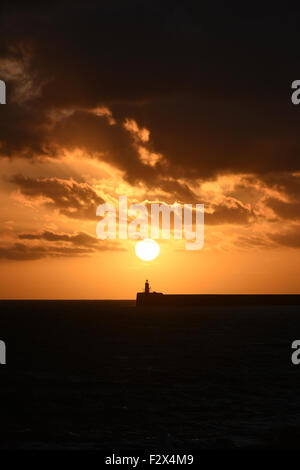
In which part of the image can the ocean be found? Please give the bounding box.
[0,300,300,450]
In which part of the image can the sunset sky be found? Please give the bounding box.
[0,2,300,298]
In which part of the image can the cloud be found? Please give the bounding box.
[260,174,300,221]
[266,198,300,221]
[269,225,300,248]
[140,196,252,228]
[0,2,299,186]
[18,230,125,252]
[10,175,104,219]
[236,234,271,248]
[0,229,125,261]
[0,102,53,158]
[205,201,253,225]
[0,2,300,262]
[260,174,300,199]
[18,230,99,246]
[153,179,198,203]
[0,242,93,261]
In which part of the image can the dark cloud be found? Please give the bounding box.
[0,243,48,261]
[53,110,160,182]
[142,198,252,226]
[266,198,300,221]
[0,105,161,183]
[269,226,300,248]
[0,242,100,261]
[205,201,253,225]
[0,2,299,185]
[18,230,99,246]
[262,174,300,221]
[111,97,300,181]
[151,179,198,203]
[260,174,300,199]
[236,235,271,248]
[0,103,52,158]
[0,229,125,261]
[18,230,124,252]
[10,175,104,219]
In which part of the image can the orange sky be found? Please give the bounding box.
[1,4,300,298]
[0,151,299,298]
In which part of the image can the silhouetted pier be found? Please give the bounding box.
[136,281,300,307]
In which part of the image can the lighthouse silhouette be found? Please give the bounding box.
[136,279,163,306]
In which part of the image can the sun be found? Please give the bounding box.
[135,239,160,261]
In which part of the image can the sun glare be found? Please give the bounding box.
[135,239,160,261]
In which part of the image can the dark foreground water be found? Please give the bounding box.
[0,300,300,450]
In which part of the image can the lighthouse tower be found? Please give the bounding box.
[136,280,163,306]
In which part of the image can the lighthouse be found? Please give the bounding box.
[136,280,163,306]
